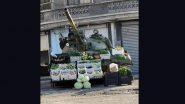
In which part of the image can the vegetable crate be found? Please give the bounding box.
[112,48,124,55]
[104,72,119,86]
[59,63,77,80]
[50,69,61,81]
[70,56,81,62]
[100,51,111,60]
[77,60,103,79]
[118,73,133,85]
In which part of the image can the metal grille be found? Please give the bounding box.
[40,0,51,11]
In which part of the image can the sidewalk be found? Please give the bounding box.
[41,78,138,95]
[40,75,139,81]
[41,79,139,104]
[70,79,139,96]
[40,75,139,92]
[40,76,51,81]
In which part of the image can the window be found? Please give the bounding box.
[80,0,92,4]
[66,0,92,6]
[40,0,51,11]
[66,0,79,5]
[93,0,115,3]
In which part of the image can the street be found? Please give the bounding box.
[41,78,139,104]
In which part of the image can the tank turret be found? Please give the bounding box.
[87,29,113,51]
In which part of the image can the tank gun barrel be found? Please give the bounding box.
[64,8,84,45]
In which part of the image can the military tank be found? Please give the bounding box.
[59,8,112,53]
[49,8,133,87]
[58,8,132,66]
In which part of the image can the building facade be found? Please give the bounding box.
[40,0,139,76]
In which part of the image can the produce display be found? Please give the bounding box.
[83,82,91,89]
[50,64,61,81]
[112,46,124,55]
[79,69,86,74]
[114,54,125,60]
[99,50,111,60]
[74,82,83,89]
[78,74,85,80]
[66,64,75,69]
[111,54,132,65]
[74,74,91,89]
[59,63,77,80]
[77,60,103,79]
[115,46,124,50]
[82,76,90,82]
[69,50,82,62]
[50,45,132,87]
[77,78,83,83]
[99,50,109,54]
[50,64,59,70]
[50,46,132,82]
[70,56,81,62]
[119,66,132,76]
[50,69,61,81]
[81,52,94,60]
[118,66,133,85]
[69,50,81,56]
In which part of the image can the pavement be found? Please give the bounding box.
[40,76,139,104]
[40,74,139,81]
[40,76,51,81]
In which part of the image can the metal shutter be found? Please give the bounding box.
[122,21,139,76]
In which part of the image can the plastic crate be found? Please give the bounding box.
[70,56,81,62]
[100,51,111,60]
[118,72,133,85]
[104,72,119,86]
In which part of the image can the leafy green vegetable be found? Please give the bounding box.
[74,82,83,89]
[79,70,86,74]
[94,70,102,74]
[82,76,90,82]
[88,55,94,60]
[81,53,94,60]
[99,50,109,54]
[119,66,132,76]
[115,54,125,60]
[66,64,75,69]
[83,82,91,89]
[60,67,65,70]
[78,74,85,79]
[69,50,81,56]
[50,64,59,70]
[77,78,82,83]
[115,46,124,50]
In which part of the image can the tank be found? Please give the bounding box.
[59,8,132,65]
[60,8,112,53]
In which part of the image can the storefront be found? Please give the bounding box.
[40,32,50,64]
[40,32,50,76]
[121,21,139,75]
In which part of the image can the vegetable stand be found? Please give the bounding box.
[50,48,134,87]
[50,59,103,88]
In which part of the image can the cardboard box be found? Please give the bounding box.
[50,69,61,81]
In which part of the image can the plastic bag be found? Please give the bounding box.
[109,63,118,72]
